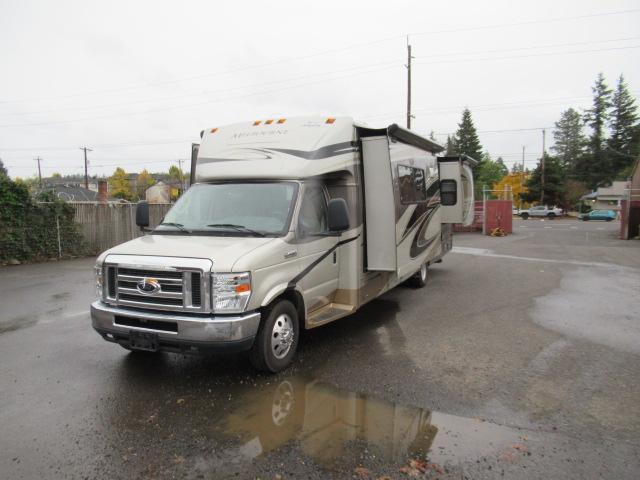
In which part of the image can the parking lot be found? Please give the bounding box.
[1,218,639,479]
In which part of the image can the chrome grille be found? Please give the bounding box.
[116,267,185,308]
[103,262,208,312]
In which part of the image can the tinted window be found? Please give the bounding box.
[298,185,328,235]
[398,165,427,204]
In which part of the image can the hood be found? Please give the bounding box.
[104,234,276,272]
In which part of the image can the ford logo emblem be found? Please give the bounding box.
[137,277,161,295]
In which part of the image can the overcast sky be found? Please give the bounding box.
[1,0,639,179]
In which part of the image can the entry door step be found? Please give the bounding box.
[307,303,355,327]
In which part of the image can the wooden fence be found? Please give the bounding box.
[70,203,172,253]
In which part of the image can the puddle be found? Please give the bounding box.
[531,266,640,354]
[212,378,525,472]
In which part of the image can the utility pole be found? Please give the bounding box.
[177,159,185,192]
[540,130,546,204]
[406,37,413,130]
[79,146,93,190]
[35,157,42,188]
[520,146,525,209]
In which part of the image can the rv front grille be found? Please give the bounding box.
[115,267,186,309]
[191,273,202,307]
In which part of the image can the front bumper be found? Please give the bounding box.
[91,301,260,354]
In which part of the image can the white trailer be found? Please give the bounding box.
[91,116,475,372]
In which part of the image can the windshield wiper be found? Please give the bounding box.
[206,223,266,237]
[158,222,191,233]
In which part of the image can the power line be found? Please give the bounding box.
[1,8,637,105]
[413,35,640,60]
[0,63,402,128]
[414,44,640,67]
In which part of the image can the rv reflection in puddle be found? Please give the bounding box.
[219,378,523,471]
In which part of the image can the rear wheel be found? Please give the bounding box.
[582,216,589,221]
[250,300,299,373]
[520,212,529,220]
[606,217,613,222]
[409,263,428,288]
[547,212,556,219]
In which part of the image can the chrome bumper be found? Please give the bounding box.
[91,301,260,353]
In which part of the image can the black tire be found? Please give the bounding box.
[409,263,428,288]
[547,212,556,219]
[250,300,299,373]
[520,213,529,220]
[582,217,589,221]
[606,217,613,222]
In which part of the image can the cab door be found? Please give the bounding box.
[295,183,340,314]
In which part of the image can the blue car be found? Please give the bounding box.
[581,209,616,221]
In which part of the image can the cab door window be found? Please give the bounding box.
[298,185,328,236]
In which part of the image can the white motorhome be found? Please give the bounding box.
[91,116,475,372]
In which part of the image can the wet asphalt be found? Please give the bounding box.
[1,218,639,479]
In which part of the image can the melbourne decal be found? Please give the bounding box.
[198,142,357,164]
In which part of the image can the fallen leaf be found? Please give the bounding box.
[173,455,185,464]
[354,466,371,479]
[409,459,428,473]
[176,398,185,405]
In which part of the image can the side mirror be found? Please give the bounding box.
[136,201,150,228]
[328,198,350,233]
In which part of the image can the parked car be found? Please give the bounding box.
[580,209,616,221]
[520,205,563,220]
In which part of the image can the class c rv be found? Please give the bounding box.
[91,116,476,372]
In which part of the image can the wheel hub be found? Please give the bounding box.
[271,314,294,359]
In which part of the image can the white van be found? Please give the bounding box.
[91,116,475,372]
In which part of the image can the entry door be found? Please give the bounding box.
[361,136,397,271]
[295,184,340,313]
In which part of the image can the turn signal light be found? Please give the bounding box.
[210,128,218,133]
[326,117,336,124]
[235,283,250,294]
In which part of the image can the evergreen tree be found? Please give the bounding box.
[607,74,639,177]
[445,135,458,155]
[521,154,567,207]
[581,73,612,187]
[109,167,133,200]
[454,108,483,164]
[495,157,508,177]
[510,162,524,174]
[0,158,7,176]
[552,108,586,171]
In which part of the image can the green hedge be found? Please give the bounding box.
[0,175,88,263]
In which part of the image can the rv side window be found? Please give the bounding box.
[398,165,427,204]
[298,185,328,236]
[440,179,457,206]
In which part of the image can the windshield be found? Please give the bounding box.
[155,182,298,236]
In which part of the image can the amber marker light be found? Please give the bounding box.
[265,119,274,125]
[235,283,251,294]
[210,128,218,133]
[326,117,336,124]
[253,120,261,126]
[277,118,286,124]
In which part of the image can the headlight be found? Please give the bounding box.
[94,264,103,300]
[211,272,251,313]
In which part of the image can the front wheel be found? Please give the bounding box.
[547,212,556,219]
[409,263,428,288]
[520,213,529,220]
[250,300,299,373]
